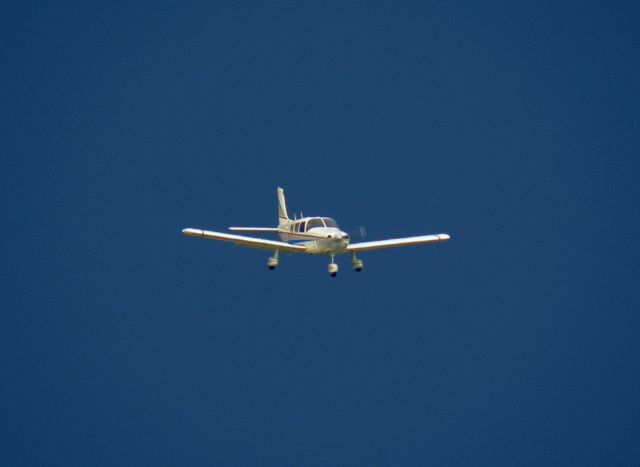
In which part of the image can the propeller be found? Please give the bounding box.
[348,226,367,240]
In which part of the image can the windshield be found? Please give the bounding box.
[322,218,338,228]
[306,218,325,230]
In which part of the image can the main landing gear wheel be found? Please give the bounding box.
[268,250,279,270]
[351,252,363,272]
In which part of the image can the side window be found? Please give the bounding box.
[307,219,324,229]
[299,222,305,232]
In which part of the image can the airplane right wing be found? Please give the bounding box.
[182,228,306,253]
[346,233,450,252]
[228,227,280,233]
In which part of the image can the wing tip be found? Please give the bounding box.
[438,233,451,241]
[182,228,201,236]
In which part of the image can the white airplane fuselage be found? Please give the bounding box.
[278,218,350,255]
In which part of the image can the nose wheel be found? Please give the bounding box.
[328,254,338,277]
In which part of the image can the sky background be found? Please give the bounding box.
[3,1,640,465]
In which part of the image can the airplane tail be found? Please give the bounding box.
[277,187,290,229]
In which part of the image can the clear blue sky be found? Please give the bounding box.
[3,1,640,465]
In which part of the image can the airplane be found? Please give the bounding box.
[182,187,450,277]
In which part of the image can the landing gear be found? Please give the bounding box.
[328,254,338,277]
[351,252,363,272]
[268,250,279,270]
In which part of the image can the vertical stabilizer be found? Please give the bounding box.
[277,187,290,228]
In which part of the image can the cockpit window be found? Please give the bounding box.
[322,218,338,228]
[298,221,305,232]
[306,218,325,230]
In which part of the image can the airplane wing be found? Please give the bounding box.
[346,233,450,252]
[182,228,306,253]
[228,227,280,233]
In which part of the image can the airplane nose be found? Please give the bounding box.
[328,231,349,242]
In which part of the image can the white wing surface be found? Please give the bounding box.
[347,233,450,252]
[182,228,306,253]
[228,227,280,232]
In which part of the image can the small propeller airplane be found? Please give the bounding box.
[182,187,450,277]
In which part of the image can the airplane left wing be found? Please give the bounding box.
[346,233,450,252]
[182,228,306,253]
